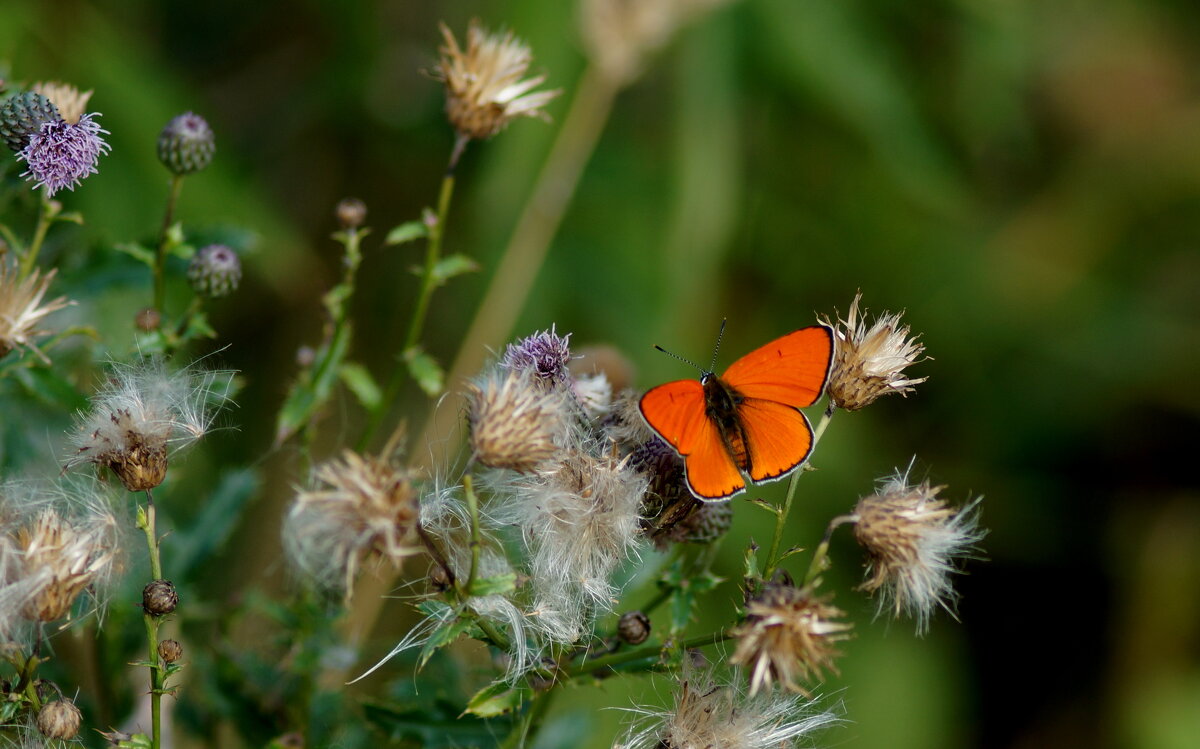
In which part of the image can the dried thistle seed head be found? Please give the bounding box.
[36,698,82,739]
[435,19,561,140]
[853,469,985,634]
[158,638,183,663]
[821,291,928,411]
[731,583,852,696]
[501,326,573,387]
[187,244,242,298]
[468,371,567,472]
[284,449,422,597]
[17,111,110,197]
[14,507,117,623]
[664,498,733,546]
[602,388,657,448]
[157,112,215,175]
[617,610,651,645]
[335,197,367,229]
[0,265,71,361]
[142,579,178,616]
[31,81,93,125]
[0,91,60,152]
[65,358,231,491]
[615,672,840,749]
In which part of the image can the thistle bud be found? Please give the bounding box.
[158,638,183,663]
[188,244,241,298]
[157,112,215,175]
[143,579,178,616]
[617,610,651,645]
[335,197,367,229]
[0,92,60,152]
[135,306,161,332]
[37,699,82,740]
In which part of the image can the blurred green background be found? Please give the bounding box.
[3,0,1199,747]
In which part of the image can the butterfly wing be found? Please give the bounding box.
[640,380,745,501]
[738,397,815,483]
[721,325,834,408]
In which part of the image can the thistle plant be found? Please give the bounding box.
[0,10,991,749]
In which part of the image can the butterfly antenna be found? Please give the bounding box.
[707,318,727,374]
[652,344,705,375]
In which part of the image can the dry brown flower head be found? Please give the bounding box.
[731,583,852,696]
[468,371,566,472]
[821,291,929,411]
[853,470,984,632]
[32,81,94,125]
[435,20,561,139]
[15,509,113,623]
[286,448,422,597]
[0,265,71,362]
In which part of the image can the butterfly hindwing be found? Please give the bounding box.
[737,397,814,483]
[640,380,745,501]
[721,326,834,409]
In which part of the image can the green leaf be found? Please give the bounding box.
[386,220,428,246]
[744,541,762,582]
[274,323,352,444]
[412,254,479,286]
[114,241,155,267]
[12,365,87,411]
[182,309,217,340]
[744,496,781,516]
[418,616,476,669]
[777,545,807,563]
[405,347,444,397]
[338,361,382,410]
[363,701,511,747]
[55,210,84,225]
[468,572,517,597]
[464,681,531,718]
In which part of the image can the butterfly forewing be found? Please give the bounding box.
[720,326,834,409]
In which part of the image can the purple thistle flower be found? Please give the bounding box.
[501,326,573,385]
[18,113,110,196]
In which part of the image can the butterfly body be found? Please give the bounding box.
[640,326,834,501]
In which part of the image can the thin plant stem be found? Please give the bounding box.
[566,629,732,679]
[499,688,557,749]
[462,474,481,595]
[413,64,620,473]
[154,175,184,313]
[801,514,857,590]
[764,403,835,581]
[18,194,54,278]
[359,135,465,451]
[139,489,165,749]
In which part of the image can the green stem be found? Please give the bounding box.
[499,689,557,749]
[566,630,732,679]
[763,404,835,580]
[462,474,481,595]
[18,195,54,278]
[139,490,164,749]
[801,514,856,590]
[360,136,464,450]
[153,174,184,314]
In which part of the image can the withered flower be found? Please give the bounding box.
[852,467,984,633]
[0,265,71,361]
[821,291,928,411]
[65,358,231,492]
[284,449,422,597]
[468,370,568,472]
[731,583,852,696]
[435,20,560,140]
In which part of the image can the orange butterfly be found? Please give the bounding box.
[639,324,834,501]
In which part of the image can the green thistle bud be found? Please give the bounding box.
[157,112,214,175]
[0,92,61,152]
[188,244,241,298]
